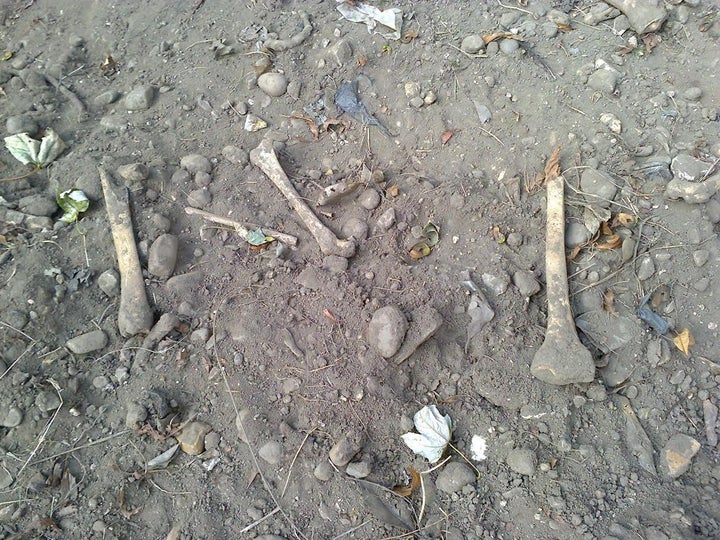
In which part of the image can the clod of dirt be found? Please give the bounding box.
[176,421,212,456]
[329,432,365,467]
[436,461,476,493]
[367,305,408,358]
[180,154,212,175]
[506,447,538,477]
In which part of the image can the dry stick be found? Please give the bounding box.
[99,167,154,337]
[32,431,131,466]
[0,342,34,382]
[250,139,356,258]
[531,149,595,385]
[239,507,281,534]
[184,206,298,247]
[281,428,314,498]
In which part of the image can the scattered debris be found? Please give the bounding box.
[408,222,440,260]
[263,10,313,51]
[184,206,298,247]
[336,1,403,40]
[335,78,394,137]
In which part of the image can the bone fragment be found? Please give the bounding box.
[531,150,595,385]
[250,139,356,258]
[99,167,154,337]
[184,206,298,247]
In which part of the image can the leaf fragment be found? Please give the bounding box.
[615,212,636,227]
[596,233,621,250]
[409,241,431,260]
[57,189,90,223]
[673,328,694,356]
[440,129,454,146]
[246,228,272,246]
[392,466,421,497]
[482,32,525,45]
[544,146,561,180]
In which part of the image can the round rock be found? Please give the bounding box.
[506,447,537,476]
[180,154,212,174]
[66,330,108,355]
[148,234,179,279]
[98,269,120,297]
[367,305,408,358]
[580,169,617,207]
[513,270,540,298]
[436,462,476,493]
[258,441,283,464]
[176,421,211,455]
[460,35,484,54]
[257,72,288,97]
[35,390,61,413]
[358,189,381,210]
[122,85,155,110]
[0,406,24,428]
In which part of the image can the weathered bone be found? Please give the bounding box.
[250,139,356,258]
[531,150,595,385]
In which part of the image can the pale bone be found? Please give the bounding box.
[99,167,154,337]
[250,139,356,258]
[184,206,298,247]
[531,168,595,385]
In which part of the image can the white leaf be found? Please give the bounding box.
[4,129,66,167]
[470,435,487,462]
[36,128,66,166]
[401,405,452,463]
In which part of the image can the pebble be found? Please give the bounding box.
[636,256,655,281]
[409,96,424,108]
[404,82,420,99]
[482,273,510,295]
[1,309,27,330]
[176,421,211,455]
[682,87,702,102]
[190,327,211,345]
[180,154,212,174]
[244,114,267,132]
[358,189,381,210]
[367,305,409,358]
[115,367,130,384]
[257,72,288,97]
[187,187,212,208]
[329,433,364,467]
[565,222,591,248]
[661,433,700,478]
[18,194,57,217]
[116,163,149,183]
[5,114,38,135]
[506,447,537,476]
[314,461,333,481]
[0,406,24,428]
[92,375,110,389]
[287,80,301,99]
[327,39,353,66]
[375,208,396,231]
[436,462,476,493]
[506,232,522,248]
[66,329,108,355]
[345,461,372,479]
[97,269,120,297]
[693,250,709,267]
[587,67,619,94]
[460,35,484,55]
[258,441,283,464]
[580,168,617,207]
[35,390,61,412]
[322,255,348,274]
[93,89,121,106]
[148,234,179,279]
[513,270,540,297]
[122,85,155,110]
[194,171,212,188]
[599,112,622,134]
[693,277,710,292]
[499,38,520,55]
[341,217,368,240]
[610,0,666,33]
[474,102,492,124]
[671,154,712,182]
[221,145,249,166]
[125,401,148,428]
[0,468,12,489]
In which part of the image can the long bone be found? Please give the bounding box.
[250,139,356,258]
[531,149,595,385]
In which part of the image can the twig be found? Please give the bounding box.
[331,520,371,539]
[184,206,298,247]
[496,0,538,19]
[239,507,281,534]
[33,430,131,464]
[478,126,504,146]
[0,342,35,382]
[281,428,314,498]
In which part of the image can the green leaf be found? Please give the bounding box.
[247,228,271,246]
[4,129,66,167]
[57,189,89,223]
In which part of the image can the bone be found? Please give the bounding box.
[250,139,356,258]
[99,167,154,337]
[531,150,595,385]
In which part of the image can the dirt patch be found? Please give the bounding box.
[1,0,719,538]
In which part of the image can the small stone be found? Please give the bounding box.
[682,87,702,102]
[693,277,710,292]
[513,270,540,297]
[329,433,364,467]
[436,462,476,493]
[190,327,211,345]
[257,72,288,97]
[125,401,148,428]
[93,89,121,106]
[0,467,12,489]
[66,329,108,355]
[327,39,353,66]
[322,255,349,274]
[474,103,492,124]
[499,38,519,55]
[314,461,333,481]
[671,154,713,182]
[342,217,369,240]
[258,441,283,464]
[176,421,212,455]
[5,114,38,135]
[566,222,591,248]
[506,447,537,476]
[404,82,421,99]
[587,67,620,94]
[35,390,62,413]
[693,250,709,267]
[244,114,267,132]
[1,309,28,330]
[98,269,120,297]
[367,305,408,358]
[580,168,617,206]
[122,85,155,110]
[287,80,301,99]
[460,35,484,55]
[600,112,622,133]
[482,273,510,295]
[661,433,700,478]
[636,256,655,281]
[187,187,212,208]
[358,189,381,210]
[0,406,24,428]
[92,375,110,389]
[148,234,179,279]
[17,194,56,217]
[221,145,249,166]
[376,208,396,231]
[409,96,424,108]
[346,461,372,479]
[506,232,522,247]
[423,91,437,105]
[116,163,149,183]
[180,154,212,174]
[115,367,130,384]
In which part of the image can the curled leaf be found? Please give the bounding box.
[57,189,89,223]
[422,222,440,247]
[401,405,452,463]
[596,233,621,250]
[4,129,66,167]
[392,467,421,497]
[615,213,636,227]
[246,228,272,246]
[409,241,431,260]
[440,130,454,146]
[673,328,694,356]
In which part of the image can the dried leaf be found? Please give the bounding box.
[401,405,452,463]
[387,184,399,197]
[322,308,339,324]
[642,33,660,54]
[566,243,584,262]
[602,289,617,314]
[409,241,430,260]
[544,147,561,180]
[526,171,545,193]
[596,233,621,250]
[600,221,613,235]
[392,466,421,497]
[357,55,368,67]
[673,328,695,356]
[482,32,525,45]
[556,22,574,32]
[614,212,636,227]
[402,29,419,43]
[491,225,505,244]
[440,129,454,146]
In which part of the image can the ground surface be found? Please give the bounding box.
[1,0,720,538]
